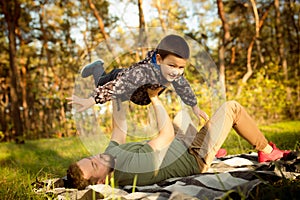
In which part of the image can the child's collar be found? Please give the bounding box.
[150,50,160,70]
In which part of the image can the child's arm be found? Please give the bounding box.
[172,77,197,106]
[66,95,95,112]
[172,77,209,121]
[192,105,209,121]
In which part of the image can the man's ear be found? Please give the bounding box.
[97,178,106,184]
[97,172,113,184]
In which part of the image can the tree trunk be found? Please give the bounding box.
[255,4,271,66]
[154,0,167,33]
[287,1,300,79]
[1,0,24,142]
[87,0,121,64]
[87,0,111,51]
[236,0,270,96]
[20,56,30,136]
[217,0,230,90]
[0,78,9,139]
[137,0,148,58]
[274,0,288,80]
[236,0,258,96]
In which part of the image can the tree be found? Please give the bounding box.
[137,0,148,58]
[0,0,115,141]
[150,0,188,32]
[1,0,24,142]
[236,0,271,96]
[274,0,288,80]
[217,0,230,90]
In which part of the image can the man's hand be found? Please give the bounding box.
[192,105,209,122]
[147,87,164,101]
[66,95,96,112]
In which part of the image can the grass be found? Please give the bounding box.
[0,137,90,199]
[0,121,299,199]
[221,121,300,155]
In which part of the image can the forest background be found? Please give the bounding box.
[1,0,299,142]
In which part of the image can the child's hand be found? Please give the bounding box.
[66,95,96,112]
[192,105,209,122]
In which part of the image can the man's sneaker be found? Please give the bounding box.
[258,142,291,163]
[81,59,104,78]
[215,148,227,158]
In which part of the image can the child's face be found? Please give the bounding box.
[156,54,187,82]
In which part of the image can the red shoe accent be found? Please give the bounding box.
[216,148,227,158]
[258,142,291,163]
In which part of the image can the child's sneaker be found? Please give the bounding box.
[215,148,227,158]
[258,142,291,163]
[81,59,104,78]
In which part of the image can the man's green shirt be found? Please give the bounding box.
[105,138,200,186]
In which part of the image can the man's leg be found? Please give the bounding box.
[188,100,268,172]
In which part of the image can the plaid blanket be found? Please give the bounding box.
[33,152,300,200]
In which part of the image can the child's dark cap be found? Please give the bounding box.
[156,35,190,59]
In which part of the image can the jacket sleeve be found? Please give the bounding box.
[93,64,155,104]
[172,76,198,107]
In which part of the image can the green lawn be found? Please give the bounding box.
[221,121,300,155]
[0,121,299,199]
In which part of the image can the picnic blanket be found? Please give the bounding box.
[33,152,300,200]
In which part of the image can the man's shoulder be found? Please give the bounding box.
[105,140,153,154]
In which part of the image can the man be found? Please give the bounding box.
[67,88,290,189]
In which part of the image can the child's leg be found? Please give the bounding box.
[188,100,268,172]
[97,68,123,86]
[81,59,105,86]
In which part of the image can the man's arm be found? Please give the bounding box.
[110,100,128,144]
[147,88,175,151]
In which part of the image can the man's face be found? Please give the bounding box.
[156,54,187,82]
[76,154,112,184]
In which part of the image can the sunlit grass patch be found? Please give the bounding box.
[222,121,300,155]
[0,137,90,199]
[0,121,299,199]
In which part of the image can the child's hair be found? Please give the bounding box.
[156,34,190,59]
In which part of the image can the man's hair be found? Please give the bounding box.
[67,162,91,190]
[156,34,190,59]
[67,153,116,190]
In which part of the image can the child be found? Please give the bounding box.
[79,34,208,121]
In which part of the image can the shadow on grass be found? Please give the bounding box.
[0,137,89,199]
[5,143,64,173]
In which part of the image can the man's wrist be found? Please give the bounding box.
[150,96,160,104]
